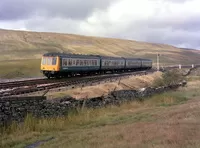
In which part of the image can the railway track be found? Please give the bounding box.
[0,78,46,89]
[0,63,199,98]
[0,77,71,89]
[0,70,151,90]
[0,70,155,98]
[0,73,116,89]
[0,64,198,90]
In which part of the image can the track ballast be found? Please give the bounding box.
[0,69,155,98]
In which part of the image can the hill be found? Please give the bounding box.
[0,29,200,78]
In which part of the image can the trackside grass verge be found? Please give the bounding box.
[0,59,42,79]
[1,87,198,148]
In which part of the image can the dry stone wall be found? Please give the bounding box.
[0,80,187,126]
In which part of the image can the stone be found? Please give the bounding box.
[0,81,187,126]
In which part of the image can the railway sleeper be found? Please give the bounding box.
[0,70,154,97]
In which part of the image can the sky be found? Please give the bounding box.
[0,0,200,49]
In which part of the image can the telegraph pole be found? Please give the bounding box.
[157,53,160,71]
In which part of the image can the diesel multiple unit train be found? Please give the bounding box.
[40,52,153,78]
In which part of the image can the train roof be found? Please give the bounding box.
[43,52,100,58]
[43,52,124,59]
[98,55,124,59]
[124,57,143,60]
[139,58,152,61]
[42,52,152,61]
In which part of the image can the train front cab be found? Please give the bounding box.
[40,56,60,78]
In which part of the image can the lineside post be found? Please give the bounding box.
[179,64,181,69]
[157,53,160,71]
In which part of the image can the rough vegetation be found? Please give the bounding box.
[1,70,198,148]
[1,77,200,148]
[0,28,200,78]
[152,69,185,87]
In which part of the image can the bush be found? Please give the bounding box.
[153,70,184,87]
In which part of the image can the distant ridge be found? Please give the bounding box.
[0,28,200,65]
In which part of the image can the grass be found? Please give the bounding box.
[0,59,42,79]
[145,91,188,107]
[186,76,200,81]
[1,83,199,148]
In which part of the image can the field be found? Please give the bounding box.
[1,74,200,148]
[1,29,200,79]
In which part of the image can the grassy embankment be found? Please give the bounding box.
[1,29,200,79]
[0,59,42,79]
[1,71,200,148]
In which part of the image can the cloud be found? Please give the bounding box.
[0,0,115,20]
[0,0,200,49]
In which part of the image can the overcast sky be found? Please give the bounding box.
[0,0,200,49]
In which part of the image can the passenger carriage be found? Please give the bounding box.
[40,52,153,79]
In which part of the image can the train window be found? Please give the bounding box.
[46,58,49,65]
[76,60,79,66]
[72,59,76,65]
[65,59,68,66]
[44,57,47,65]
[47,58,50,65]
[79,60,81,66]
[42,57,45,65]
[68,59,72,66]
[62,59,67,66]
[42,57,46,65]
[82,60,84,66]
[50,58,52,65]
[52,57,57,65]
[47,58,49,65]
[84,60,86,66]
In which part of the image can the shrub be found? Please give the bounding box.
[153,70,184,87]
